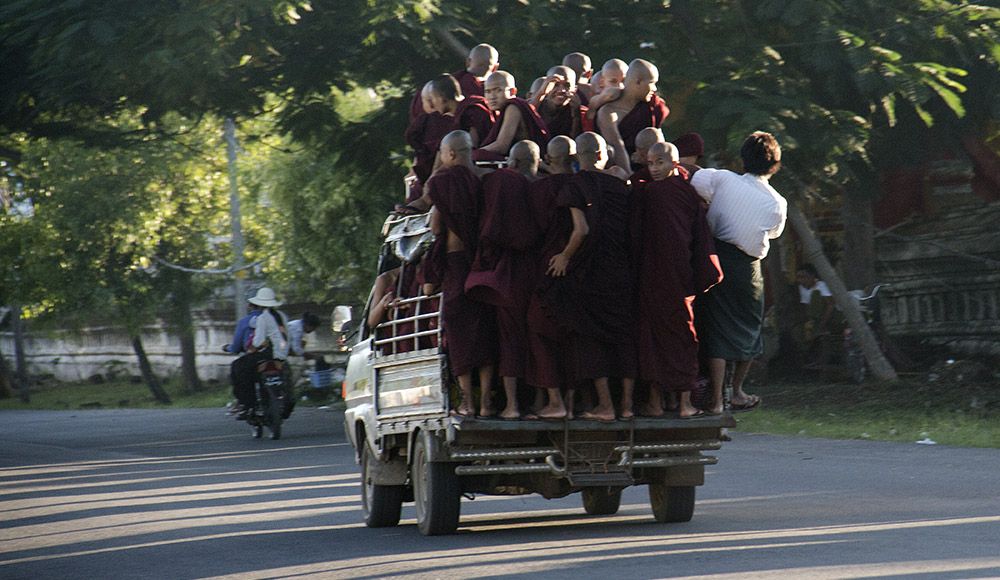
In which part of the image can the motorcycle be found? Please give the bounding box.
[245,359,293,440]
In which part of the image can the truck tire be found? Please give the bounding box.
[412,433,460,535]
[582,486,622,515]
[361,443,403,528]
[649,483,695,523]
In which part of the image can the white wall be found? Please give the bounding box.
[0,309,342,383]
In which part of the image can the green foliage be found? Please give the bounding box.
[2,0,998,318]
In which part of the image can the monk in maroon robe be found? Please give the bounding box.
[422,130,498,417]
[631,126,665,178]
[525,136,579,419]
[597,59,670,174]
[466,141,541,419]
[531,66,584,139]
[407,43,498,123]
[633,142,723,418]
[428,74,495,147]
[404,82,454,202]
[559,132,636,422]
[475,71,549,161]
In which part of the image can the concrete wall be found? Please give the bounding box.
[0,308,344,383]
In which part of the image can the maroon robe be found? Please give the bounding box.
[475,97,549,160]
[453,95,495,146]
[560,170,637,382]
[453,69,484,99]
[631,176,723,391]
[525,173,576,391]
[466,169,538,378]
[539,101,581,138]
[424,165,497,375]
[631,165,652,183]
[616,94,670,157]
[409,70,484,123]
[405,112,453,186]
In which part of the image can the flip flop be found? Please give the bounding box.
[731,395,761,412]
[678,410,706,420]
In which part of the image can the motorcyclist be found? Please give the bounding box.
[231,287,289,419]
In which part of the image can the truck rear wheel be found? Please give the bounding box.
[649,483,695,523]
[412,433,460,535]
[361,443,404,527]
[581,486,622,515]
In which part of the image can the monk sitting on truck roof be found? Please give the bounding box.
[475,71,549,161]
[531,66,583,139]
[421,130,498,418]
[632,142,723,418]
[596,59,670,174]
[429,74,495,148]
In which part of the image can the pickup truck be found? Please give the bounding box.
[340,212,734,535]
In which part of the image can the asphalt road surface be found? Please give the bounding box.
[2,408,999,579]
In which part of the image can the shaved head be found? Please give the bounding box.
[648,141,679,162]
[562,52,592,80]
[635,127,665,151]
[420,81,435,114]
[575,131,608,170]
[467,43,500,77]
[439,130,473,168]
[546,65,577,87]
[624,58,659,101]
[547,135,576,160]
[509,140,540,177]
[591,70,604,91]
[486,70,515,90]
[529,76,546,99]
[485,70,517,111]
[602,58,629,85]
[646,141,680,181]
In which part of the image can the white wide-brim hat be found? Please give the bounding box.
[248,287,283,307]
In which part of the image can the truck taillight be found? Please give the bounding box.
[341,381,347,400]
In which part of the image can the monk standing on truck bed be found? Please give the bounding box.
[525,136,578,420]
[562,132,635,422]
[466,141,542,420]
[632,142,723,418]
[422,130,498,418]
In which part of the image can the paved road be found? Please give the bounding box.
[1,408,999,579]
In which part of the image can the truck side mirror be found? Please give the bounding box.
[332,305,353,332]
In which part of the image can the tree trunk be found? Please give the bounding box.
[12,304,30,402]
[841,188,876,289]
[171,272,203,392]
[0,339,14,399]
[788,203,898,381]
[131,335,171,404]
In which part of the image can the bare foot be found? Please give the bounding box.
[678,400,702,418]
[637,403,664,417]
[453,401,475,417]
[499,406,520,420]
[620,409,635,420]
[537,403,567,420]
[579,406,615,422]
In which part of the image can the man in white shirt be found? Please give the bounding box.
[287,312,321,360]
[232,287,289,418]
[690,131,788,414]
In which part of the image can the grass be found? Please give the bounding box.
[0,377,341,412]
[733,376,1000,448]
